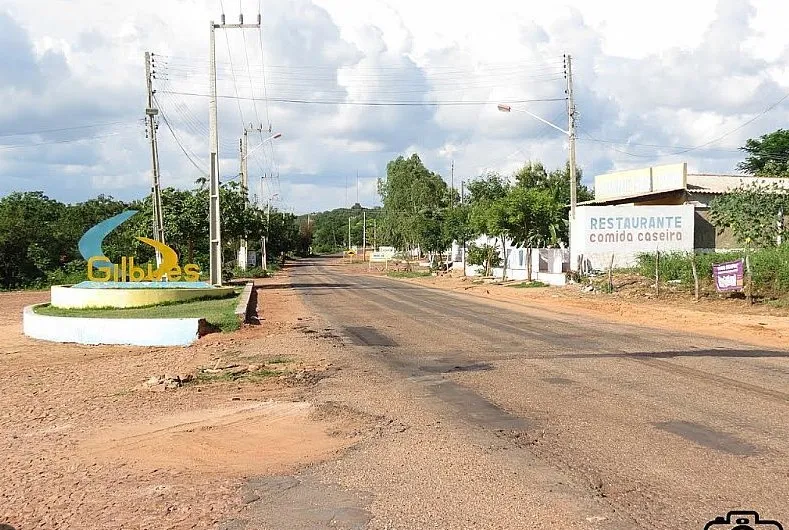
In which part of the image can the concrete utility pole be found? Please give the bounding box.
[348,216,352,251]
[144,51,165,269]
[237,124,264,270]
[237,131,249,270]
[362,209,367,261]
[565,53,577,221]
[461,179,466,276]
[209,11,261,285]
[262,200,270,270]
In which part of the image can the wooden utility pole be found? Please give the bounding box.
[144,51,165,268]
[565,53,577,222]
[450,159,454,206]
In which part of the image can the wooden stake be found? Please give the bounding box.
[655,250,660,297]
[691,253,699,302]
[746,254,753,305]
[608,253,615,293]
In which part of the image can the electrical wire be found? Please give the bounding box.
[0,120,130,138]
[218,4,246,130]
[157,90,564,106]
[154,94,209,176]
[0,129,137,151]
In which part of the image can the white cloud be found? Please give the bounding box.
[0,0,788,212]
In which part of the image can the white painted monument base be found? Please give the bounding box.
[22,305,203,346]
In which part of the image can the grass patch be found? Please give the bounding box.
[636,246,789,298]
[34,293,241,332]
[194,369,278,384]
[267,356,291,364]
[386,270,431,278]
[507,280,548,288]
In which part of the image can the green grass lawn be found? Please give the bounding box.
[386,270,432,278]
[34,293,241,332]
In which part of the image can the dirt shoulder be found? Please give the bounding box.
[372,270,789,350]
[0,274,367,530]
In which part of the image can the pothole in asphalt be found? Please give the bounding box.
[653,420,758,456]
[420,360,494,374]
[430,380,533,431]
[224,473,372,530]
[343,326,398,347]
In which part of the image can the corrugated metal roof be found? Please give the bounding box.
[686,173,789,193]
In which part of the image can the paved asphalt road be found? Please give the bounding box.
[278,258,789,529]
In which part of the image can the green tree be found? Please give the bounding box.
[0,192,65,288]
[737,129,789,177]
[466,243,501,276]
[466,173,510,277]
[378,154,450,255]
[710,180,789,248]
[501,187,564,280]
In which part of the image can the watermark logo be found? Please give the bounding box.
[705,510,783,530]
[78,210,200,282]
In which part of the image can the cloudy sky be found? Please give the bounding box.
[1,0,788,213]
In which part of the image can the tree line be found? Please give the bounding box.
[0,181,306,289]
[307,154,592,276]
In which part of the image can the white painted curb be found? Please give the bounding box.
[22,305,202,346]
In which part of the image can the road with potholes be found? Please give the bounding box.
[250,257,789,529]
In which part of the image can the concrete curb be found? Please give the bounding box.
[22,304,202,346]
[234,282,256,324]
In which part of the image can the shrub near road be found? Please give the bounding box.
[636,246,789,299]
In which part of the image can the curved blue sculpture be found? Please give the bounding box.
[78,210,138,270]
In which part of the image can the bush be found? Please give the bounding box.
[635,246,789,297]
[231,266,271,279]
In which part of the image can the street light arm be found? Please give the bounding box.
[497,104,569,136]
[243,132,282,161]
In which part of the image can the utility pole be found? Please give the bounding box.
[144,51,165,268]
[209,10,261,285]
[237,131,249,270]
[362,209,367,261]
[238,124,262,270]
[356,170,359,205]
[461,179,466,276]
[262,200,271,270]
[450,159,454,206]
[348,216,352,251]
[565,53,577,222]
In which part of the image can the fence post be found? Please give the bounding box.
[691,253,699,302]
[608,253,615,293]
[655,249,660,297]
[745,253,753,305]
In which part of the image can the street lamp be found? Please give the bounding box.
[497,102,577,220]
[243,132,282,161]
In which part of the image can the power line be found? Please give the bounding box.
[0,129,136,151]
[0,120,130,138]
[218,1,246,129]
[157,90,564,106]
[257,0,272,132]
[154,94,209,176]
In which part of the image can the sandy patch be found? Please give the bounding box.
[80,400,356,476]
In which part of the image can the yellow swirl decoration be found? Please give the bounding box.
[135,237,179,279]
